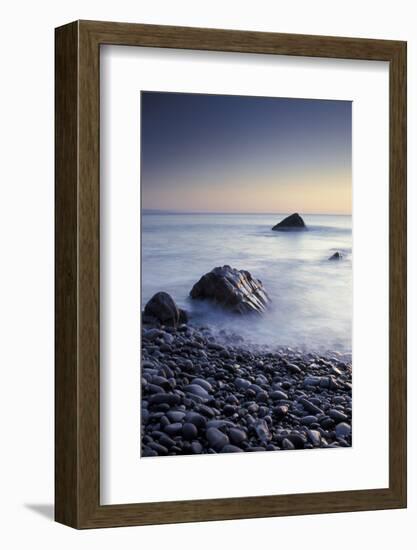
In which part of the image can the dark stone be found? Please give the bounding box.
[182,422,198,440]
[256,390,268,403]
[184,412,207,429]
[272,213,306,231]
[223,404,236,416]
[149,393,181,407]
[196,404,215,418]
[298,397,324,416]
[273,405,289,419]
[159,434,176,448]
[220,444,242,453]
[286,363,302,374]
[254,419,271,442]
[164,422,183,436]
[328,409,348,422]
[159,415,170,429]
[307,429,321,446]
[270,390,288,401]
[206,427,229,451]
[207,420,235,429]
[190,265,270,315]
[184,384,210,400]
[148,442,168,456]
[142,447,158,457]
[329,252,343,261]
[191,441,203,454]
[228,428,247,445]
[191,378,213,392]
[335,422,351,439]
[282,438,295,450]
[285,433,307,449]
[301,415,319,426]
[143,291,188,328]
[167,411,186,422]
[303,376,322,387]
[320,417,335,429]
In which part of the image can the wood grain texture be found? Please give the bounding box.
[55,21,79,527]
[55,20,407,529]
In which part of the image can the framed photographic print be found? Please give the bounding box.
[55,20,407,528]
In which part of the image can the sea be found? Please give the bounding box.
[141,213,352,353]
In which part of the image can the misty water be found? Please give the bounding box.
[141,213,352,353]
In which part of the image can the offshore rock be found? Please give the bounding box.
[272,213,306,231]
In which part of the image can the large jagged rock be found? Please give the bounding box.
[190,265,270,315]
[143,292,188,327]
[272,213,306,231]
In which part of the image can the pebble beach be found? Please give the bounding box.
[141,323,352,457]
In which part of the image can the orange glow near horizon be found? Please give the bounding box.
[143,169,352,215]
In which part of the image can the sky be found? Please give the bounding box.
[141,92,352,214]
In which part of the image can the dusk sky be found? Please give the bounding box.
[141,92,352,214]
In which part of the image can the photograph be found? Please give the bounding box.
[140,90,353,457]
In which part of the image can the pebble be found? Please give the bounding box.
[164,422,183,436]
[298,397,324,415]
[191,378,213,392]
[335,422,351,439]
[235,378,251,390]
[206,427,229,451]
[149,393,181,406]
[270,390,288,401]
[182,422,198,440]
[184,384,210,400]
[229,428,247,445]
[221,444,242,453]
[167,411,186,422]
[184,411,207,429]
[301,415,319,426]
[282,438,295,450]
[254,419,271,442]
[307,429,322,446]
[303,376,322,387]
[328,409,348,422]
[273,405,289,419]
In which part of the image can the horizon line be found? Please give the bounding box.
[142,208,352,216]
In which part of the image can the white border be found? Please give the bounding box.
[100,45,389,504]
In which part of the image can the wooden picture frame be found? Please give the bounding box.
[55,20,407,529]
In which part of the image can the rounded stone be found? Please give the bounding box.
[184,411,207,429]
[191,378,213,392]
[164,422,183,436]
[191,441,203,454]
[220,444,242,453]
[182,422,198,440]
[335,422,351,439]
[206,427,229,451]
[270,390,288,401]
[282,438,295,450]
[228,428,247,445]
[184,384,210,400]
[328,409,348,422]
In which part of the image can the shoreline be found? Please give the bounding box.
[141,323,352,457]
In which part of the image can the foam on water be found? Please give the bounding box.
[141,213,352,352]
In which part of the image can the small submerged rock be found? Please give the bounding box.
[329,251,343,261]
[272,213,306,231]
